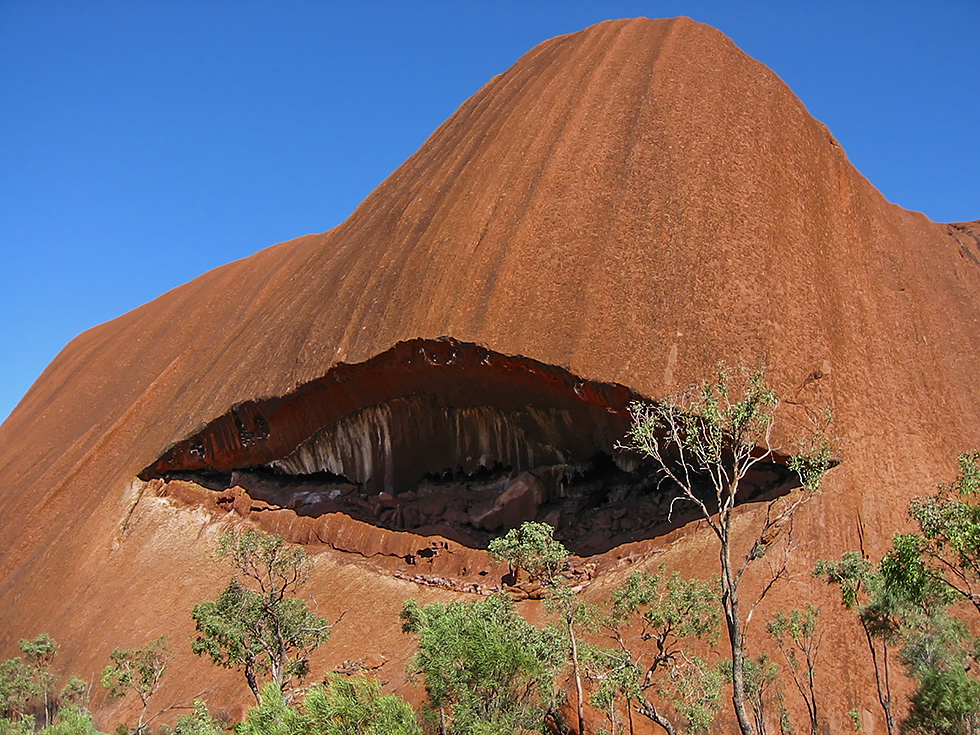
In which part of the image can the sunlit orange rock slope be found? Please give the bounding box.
[2,16,978,732]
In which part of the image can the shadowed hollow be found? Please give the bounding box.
[143,338,798,554]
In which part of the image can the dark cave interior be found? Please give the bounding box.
[144,338,799,555]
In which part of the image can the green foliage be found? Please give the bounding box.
[955,451,980,496]
[21,634,57,726]
[101,636,172,733]
[172,701,225,735]
[19,635,56,672]
[60,678,89,709]
[193,582,264,673]
[816,549,908,646]
[819,545,965,735]
[487,521,569,584]
[888,452,980,733]
[671,659,724,732]
[100,636,171,703]
[583,645,640,729]
[787,437,833,493]
[235,678,419,735]
[587,644,721,735]
[400,594,565,734]
[192,530,330,703]
[624,364,832,525]
[0,636,100,735]
[610,568,721,644]
[1,634,61,726]
[766,606,820,672]
[586,568,722,733]
[304,674,420,735]
[815,551,874,611]
[905,451,980,610]
[821,542,967,735]
[722,654,789,735]
[880,533,955,612]
[820,455,980,735]
[628,365,778,471]
[901,612,980,735]
[904,663,980,735]
[42,706,109,735]
[489,521,591,734]
[623,364,833,735]
[192,582,328,697]
[767,606,821,734]
[0,715,34,735]
[624,364,785,486]
[542,582,595,628]
[217,530,311,597]
[0,705,108,735]
[235,684,307,735]
[0,658,35,720]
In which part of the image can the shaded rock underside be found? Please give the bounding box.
[144,338,796,554]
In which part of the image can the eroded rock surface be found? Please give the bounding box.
[142,338,798,553]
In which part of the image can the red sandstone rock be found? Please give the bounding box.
[0,17,977,732]
[473,472,546,530]
[362,653,388,671]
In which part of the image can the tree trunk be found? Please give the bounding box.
[806,661,818,735]
[722,536,756,735]
[136,698,148,735]
[881,638,896,735]
[754,700,767,735]
[637,697,677,735]
[568,616,585,735]
[246,665,261,705]
[863,622,895,735]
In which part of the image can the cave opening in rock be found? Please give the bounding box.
[143,338,799,555]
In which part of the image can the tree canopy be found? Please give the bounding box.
[622,363,832,735]
[192,530,330,703]
[400,594,566,734]
[586,567,722,734]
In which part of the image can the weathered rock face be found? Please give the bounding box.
[0,16,978,732]
[140,337,796,553]
[142,338,640,489]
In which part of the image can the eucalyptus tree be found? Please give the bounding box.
[400,594,566,735]
[622,364,832,735]
[819,451,980,735]
[192,530,331,703]
[767,606,821,735]
[816,551,899,735]
[101,636,172,735]
[488,521,591,734]
[584,567,722,734]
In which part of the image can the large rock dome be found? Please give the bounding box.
[1,16,978,731]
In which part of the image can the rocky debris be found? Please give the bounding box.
[161,449,794,557]
[157,474,601,598]
[472,471,546,530]
[503,578,547,600]
[392,570,500,596]
[333,653,388,676]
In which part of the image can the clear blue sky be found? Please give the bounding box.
[2,1,978,423]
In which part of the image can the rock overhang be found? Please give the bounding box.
[141,337,801,554]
